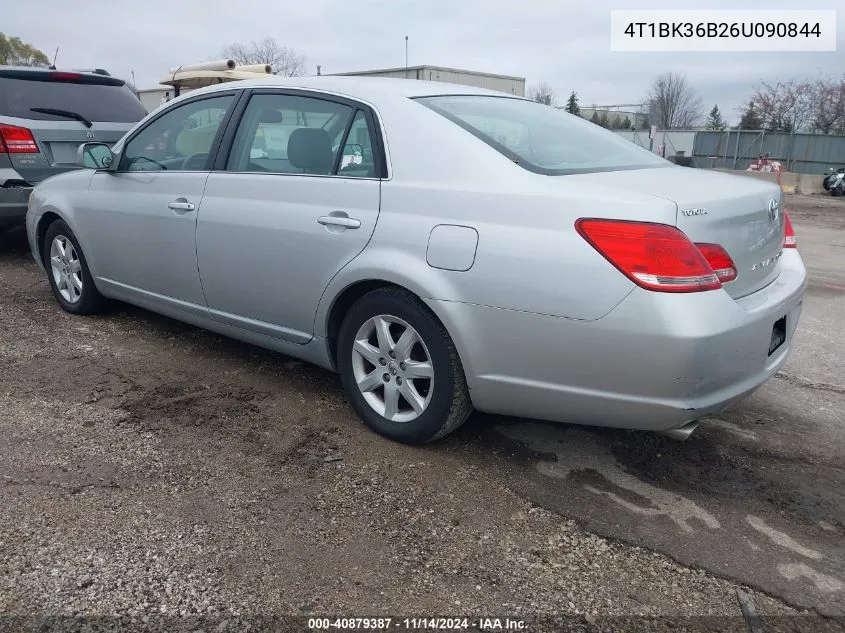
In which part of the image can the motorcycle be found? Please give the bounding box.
[823,167,845,196]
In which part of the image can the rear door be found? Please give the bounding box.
[0,70,146,183]
[196,90,385,343]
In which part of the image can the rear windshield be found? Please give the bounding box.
[416,95,669,175]
[0,77,146,123]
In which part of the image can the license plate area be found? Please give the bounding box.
[45,142,83,165]
[768,316,787,356]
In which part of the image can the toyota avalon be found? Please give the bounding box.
[26,76,806,443]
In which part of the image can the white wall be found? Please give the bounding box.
[137,87,191,114]
[334,67,525,96]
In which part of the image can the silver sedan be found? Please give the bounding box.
[26,76,807,443]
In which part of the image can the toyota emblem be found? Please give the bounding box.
[768,199,780,222]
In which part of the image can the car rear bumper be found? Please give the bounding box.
[429,250,807,432]
[0,186,32,224]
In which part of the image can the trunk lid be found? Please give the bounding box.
[563,167,785,298]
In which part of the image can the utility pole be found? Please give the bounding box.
[405,36,408,78]
[733,124,742,169]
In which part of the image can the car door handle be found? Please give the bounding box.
[317,215,361,229]
[168,201,195,212]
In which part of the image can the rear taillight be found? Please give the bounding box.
[0,124,39,154]
[783,212,797,248]
[695,243,737,283]
[575,219,721,293]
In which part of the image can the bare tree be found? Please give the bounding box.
[810,75,845,134]
[528,81,556,106]
[221,37,306,77]
[750,79,815,132]
[645,72,703,130]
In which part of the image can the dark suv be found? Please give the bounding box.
[0,67,146,227]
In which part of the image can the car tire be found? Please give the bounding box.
[337,287,472,444]
[43,220,105,315]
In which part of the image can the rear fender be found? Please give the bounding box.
[313,247,477,384]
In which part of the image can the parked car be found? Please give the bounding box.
[0,66,146,228]
[823,167,844,196]
[25,77,807,444]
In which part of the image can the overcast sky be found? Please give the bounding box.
[5,1,842,123]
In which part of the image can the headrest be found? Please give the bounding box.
[287,128,333,171]
[257,109,283,124]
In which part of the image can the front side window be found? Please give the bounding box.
[120,94,234,171]
[227,94,356,176]
[416,95,668,175]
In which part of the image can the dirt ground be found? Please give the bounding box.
[1,194,843,632]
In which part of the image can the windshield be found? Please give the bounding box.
[0,77,146,123]
[416,95,669,175]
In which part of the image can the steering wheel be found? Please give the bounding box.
[182,153,209,170]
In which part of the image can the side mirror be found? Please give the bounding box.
[340,143,364,169]
[77,143,114,169]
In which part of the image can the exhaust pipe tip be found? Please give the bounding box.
[659,421,699,442]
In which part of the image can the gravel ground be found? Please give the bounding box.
[0,195,842,632]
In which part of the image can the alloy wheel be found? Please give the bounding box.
[49,235,83,304]
[351,314,434,423]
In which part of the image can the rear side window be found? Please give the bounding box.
[338,110,377,178]
[0,77,146,123]
[227,93,353,176]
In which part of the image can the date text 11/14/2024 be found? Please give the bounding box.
[308,617,528,630]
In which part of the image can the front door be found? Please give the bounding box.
[196,92,383,343]
[82,93,236,313]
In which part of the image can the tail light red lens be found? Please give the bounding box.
[783,212,797,248]
[0,124,39,154]
[695,243,737,283]
[575,219,721,293]
[50,71,82,81]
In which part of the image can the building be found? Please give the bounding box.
[329,65,525,97]
[137,87,174,113]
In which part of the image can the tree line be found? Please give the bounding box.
[530,72,845,135]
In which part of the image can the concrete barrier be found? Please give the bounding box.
[711,168,826,195]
